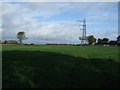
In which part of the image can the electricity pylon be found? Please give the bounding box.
[77,18,87,45]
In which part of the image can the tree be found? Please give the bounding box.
[8,40,19,44]
[117,35,120,45]
[109,41,117,45]
[87,35,96,45]
[97,38,102,45]
[12,40,19,44]
[102,38,109,44]
[17,31,27,44]
[3,40,8,44]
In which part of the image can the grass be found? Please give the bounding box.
[2,45,120,88]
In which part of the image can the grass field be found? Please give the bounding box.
[2,45,120,88]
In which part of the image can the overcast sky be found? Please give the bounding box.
[1,2,118,44]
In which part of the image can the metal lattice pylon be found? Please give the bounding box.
[77,18,87,45]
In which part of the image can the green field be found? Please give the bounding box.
[2,45,120,88]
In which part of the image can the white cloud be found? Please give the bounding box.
[2,3,80,44]
[0,2,2,40]
[2,2,118,44]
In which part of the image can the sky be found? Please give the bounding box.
[1,1,119,44]
[1,0,119,2]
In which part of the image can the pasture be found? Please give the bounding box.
[2,45,119,88]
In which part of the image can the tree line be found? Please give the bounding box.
[0,31,120,46]
[0,31,27,45]
[0,40,19,44]
[87,35,120,45]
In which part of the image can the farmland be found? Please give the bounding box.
[2,45,119,88]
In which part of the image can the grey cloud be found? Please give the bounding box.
[2,2,118,44]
